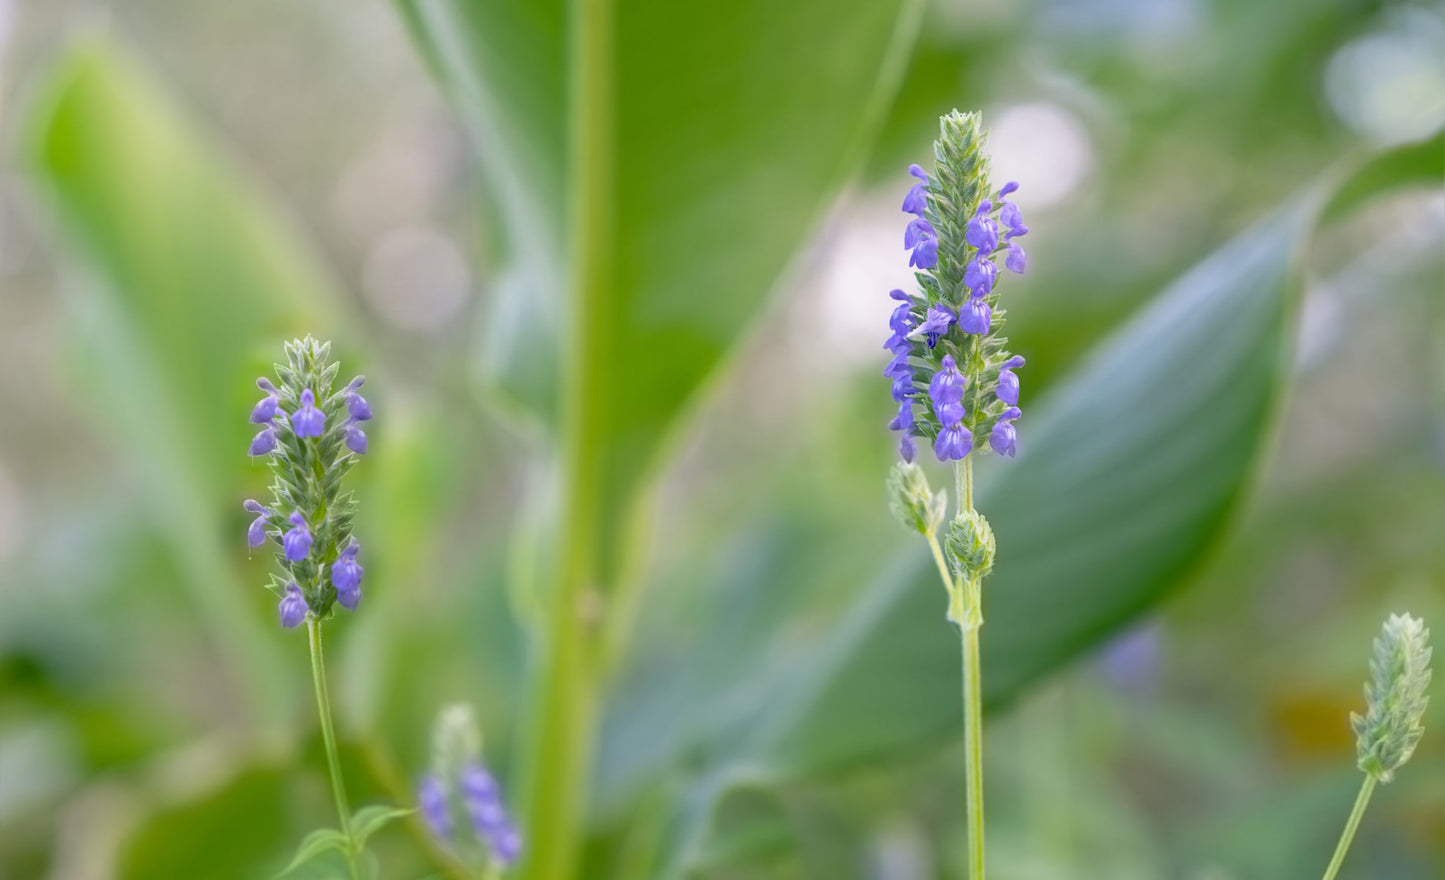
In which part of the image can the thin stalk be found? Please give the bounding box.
[519,0,613,875]
[1321,775,1377,880]
[307,619,361,879]
[955,456,984,879]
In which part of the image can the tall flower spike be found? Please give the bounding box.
[244,336,374,624]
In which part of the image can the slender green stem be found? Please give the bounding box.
[307,619,360,879]
[955,457,985,879]
[1321,774,1377,880]
[926,532,954,594]
[519,0,613,876]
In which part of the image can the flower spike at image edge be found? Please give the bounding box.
[245,336,409,878]
[886,110,1030,880]
[1319,613,1431,880]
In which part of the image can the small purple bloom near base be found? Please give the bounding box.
[279,583,308,628]
[249,427,278,456]
[244,499,270,548]
[331,538,364,611]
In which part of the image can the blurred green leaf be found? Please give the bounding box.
[397,0,924,578]
[25,40,343,727]
[281,828,349,876]
[350,804,414,845]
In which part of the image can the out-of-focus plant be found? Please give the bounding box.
[1320,613,1432,880]
[417,704,523,877]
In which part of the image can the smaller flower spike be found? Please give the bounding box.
[291,388,326,438]
[279,583,309,629]
[902,164,929,216]
[997,356,1025,405]
[249,426,278,456]
[418,775,452,839]
[332,538,364,611]
[344,423,368,455]
[959,297,992,335]
[990,407,1022,458]
[284,512,313,562]
[250,378,281,424]
[243,499,270,548]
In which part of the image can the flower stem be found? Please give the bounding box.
[1321,774,1377,880]
[955,457,985,880]
[307,618,361,879]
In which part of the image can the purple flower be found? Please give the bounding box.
[1005,240,1027,274]
[927,355,965,410]
[899,433,916,463]
[418,774,452,840]
[998,181,1019,198]
[909,236,938,269]
[344,423,368,455]
[279,583,309,629]
[283,512,312,562]
[883,352,911,380]
[964,200,999,254]
[346,376,372,422]
[249,426,278,456]
[902,164,929,216]
[888,289,914,335]
[934,423,972,461]
[990,406,1022,458]
[904,217,934,250]
[890,374,913,403]
[964,256,997,296]
[331,538,364,611]
[915,304,956,349]
[250,378,280,424]
[959,297,992,335]
[243,499,270,548]
[290,388,325,439]
[461,763,521,866]
[997,355,1025,405]
[889,401,914,432]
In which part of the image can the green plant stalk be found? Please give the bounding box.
[955,457,985,880]
[1321,775,1377,880]
[308,619,361,879]
[519,0,614,875]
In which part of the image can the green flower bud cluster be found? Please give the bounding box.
[946,509,996,584]
[888,460,947,536]
[1352,613,1432,782]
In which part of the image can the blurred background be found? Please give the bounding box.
[1,0,1442,878]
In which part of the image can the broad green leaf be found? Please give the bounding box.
[281,828,350,876]
[349,804,415,845]
[397,0,925,580]
[25,40,342,727]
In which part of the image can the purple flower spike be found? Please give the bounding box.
[959,297,992,335]
[243,499,270,548]
[909,236,938,269]
[290,388,325,439]
[997,356,1025,405]
[249,426,278,456]
[899,433,916,463]
[279,583,309,629]
[964,256,997,296]
[1006,240,1027,274]
[934,424,972,461]
[990,407,1022,458]
[418,775,452,840]
[964,202,999,254]
[283,512,312,562]
[331,538,364,611]
[344,424,368,455]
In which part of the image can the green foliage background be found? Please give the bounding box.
[0,0,1441,877]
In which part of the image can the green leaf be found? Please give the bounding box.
[349,804,415,845]
[24,39,343,727]
[280,828,350,876]
[397,0,925,579]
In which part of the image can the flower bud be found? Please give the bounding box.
[946,509,996,582]
[888,460,946,536]
[1352,613,1432,782]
